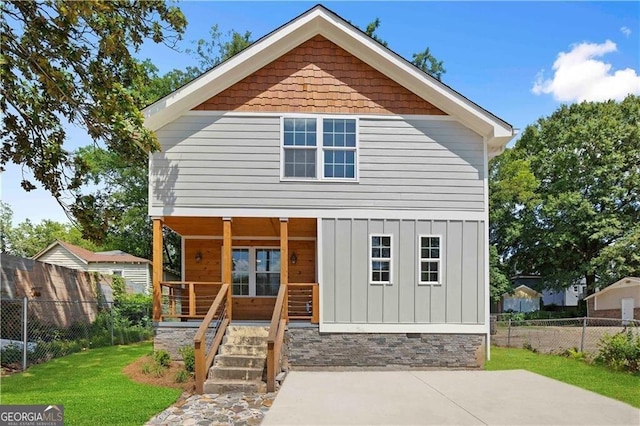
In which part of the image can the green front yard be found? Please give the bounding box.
[486,346,640,408]
[0,343,181,426]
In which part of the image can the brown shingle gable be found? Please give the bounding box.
[193,35,446,115]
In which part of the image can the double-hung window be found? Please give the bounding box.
[419,236,441,284]
[282,117,357,180]
[283,118,317,178]
[370,235,392,284]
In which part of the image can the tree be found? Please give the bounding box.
[489,245,511,302]
[490,95,640,293]
[71,26,254,265]
[1,1,186,227]
[362,18,446,80]
[0,202,13,253]
[187,25,252,71]
[0,206,100,257]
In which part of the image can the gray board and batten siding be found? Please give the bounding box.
[150,113,486,214]
[321,218,485,327]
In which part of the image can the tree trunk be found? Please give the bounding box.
[585,273,597,296]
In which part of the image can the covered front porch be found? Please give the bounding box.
[152,216,319,323]
[151,216,319,393]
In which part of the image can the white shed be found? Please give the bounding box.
[502,285,542,313]
[584,277,640,321]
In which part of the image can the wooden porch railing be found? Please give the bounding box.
[159,281,222,320]
[267,283,288,392]
[287,283,319,323]
[193,283,230,394]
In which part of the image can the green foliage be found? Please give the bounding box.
[489,245,510,302]
[0,345,23,365]
[1,2,186,241]
[178,345,195,373]
[363,18,388,47]
[0,343,182,425]
[490,96,640,292]
[115,294,152,327]
[174,369,189,383]
[186,24,252,71]
[68,24,252,258]
[562,347,586,362]
[111,276,126,301]
[0,203,100,257]
[361,18,446,81]
[412,48,446,81]
[153,349,171,368]
[595,330,640,373]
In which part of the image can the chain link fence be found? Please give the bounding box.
[492,315,640,356]
[1,298,153,372]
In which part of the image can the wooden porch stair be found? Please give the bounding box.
[203,325,270,393]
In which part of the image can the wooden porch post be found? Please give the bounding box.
[223,218,233,319]
[280,218,289,321]
[152,218,163,322]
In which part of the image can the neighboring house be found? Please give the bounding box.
[543,282,586,308]
[511,275,586,308]
[33,241,151,294]
[584,277,640,321]
[500,285,542,313]
[144,5,515,368]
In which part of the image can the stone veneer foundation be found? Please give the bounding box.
[153,322,201,360]
[155,323,486,368]
[285,325,485,369]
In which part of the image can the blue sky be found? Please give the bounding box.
[2,1,639,225]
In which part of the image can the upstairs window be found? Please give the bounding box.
[323,118,356,179]
[419,236,441,284]
[282,117,357,181]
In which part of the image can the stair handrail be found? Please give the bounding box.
[267,283,288,392]
[194,283,230,394]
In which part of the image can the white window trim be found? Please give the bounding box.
[369,233,393,285]
[228,246,281,297]
[111,269,125,277]
[280,115,359,182]
[418,234,442,285]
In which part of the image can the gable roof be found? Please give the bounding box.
[503,285,542,298]
[143,4,515,157]
[584,277,640,301]
[33,241,151,265]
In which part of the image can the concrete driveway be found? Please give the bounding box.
[262,370,640,425]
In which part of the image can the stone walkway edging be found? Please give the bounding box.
[145,391,276,426]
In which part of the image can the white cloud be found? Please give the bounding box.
[532,40,640,102]
[620,26,631,37]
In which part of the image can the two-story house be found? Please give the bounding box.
[145,5,515,392]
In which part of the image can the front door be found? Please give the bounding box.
[621,298,634,323]
[232,248,281,297]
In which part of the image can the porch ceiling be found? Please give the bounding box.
[162,217,316,238]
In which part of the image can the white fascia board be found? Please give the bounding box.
[319,323,486,334]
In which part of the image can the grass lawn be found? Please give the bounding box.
[486,346,640,408]
[0,342,181,425]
